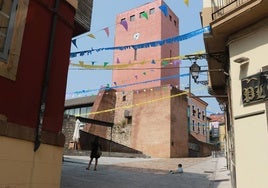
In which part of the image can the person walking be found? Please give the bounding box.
[86,136,102,171]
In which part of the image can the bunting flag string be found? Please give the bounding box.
[70,26,210,58]
[66,73,190,99]
[71,1,193,48]
[75,85,207,116]
[71,2,170,45]
[69,51,205,70]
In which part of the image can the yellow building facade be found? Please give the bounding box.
[201,1,268,188]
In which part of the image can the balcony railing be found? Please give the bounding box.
[74,0,93,34]
[211,0,252,20]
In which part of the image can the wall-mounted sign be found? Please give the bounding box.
[241,71,268,105]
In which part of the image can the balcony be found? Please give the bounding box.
[73,0,93,36]
[211,0,252,20]
[201,0,268,100]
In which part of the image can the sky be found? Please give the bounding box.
[67,0,222,114]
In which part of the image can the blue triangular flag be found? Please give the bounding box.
[159,4,168,17]
[71,39,78,48]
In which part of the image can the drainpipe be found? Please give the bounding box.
[34,0,60,151]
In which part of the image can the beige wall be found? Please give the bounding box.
[229,21,268,188]
[219,124,226,151]
[0,136,63,188]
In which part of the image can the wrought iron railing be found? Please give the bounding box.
[211,0,252,20]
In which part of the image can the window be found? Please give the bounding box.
[0,0,26,81]
[134,49,137,61]
[130,15,135,21]
[149,8,155,14]
[122,95,126,101]
[81,107,89,118]
[0,0,18,61]
[192,120,195,131]
[126,116,132,124]
[74,108,80,116]
[198,109,201,118]
[192,105,196,116]
[174,20,177,26]
[169,15,172,21]
[121,18,126,23]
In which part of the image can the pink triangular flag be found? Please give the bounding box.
[103,27,109,37]
[116,57,120,64]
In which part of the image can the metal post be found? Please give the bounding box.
[188,71,191,133]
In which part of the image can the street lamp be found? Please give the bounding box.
[189,61,208,85]
[190,61,200,82]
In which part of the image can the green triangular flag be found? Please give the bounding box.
[141,12,148,20]
[103,62,109,67]
[162,61,169,66]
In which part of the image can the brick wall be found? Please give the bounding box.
[131,86,189,158]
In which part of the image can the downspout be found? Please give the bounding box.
[34,0,60,151]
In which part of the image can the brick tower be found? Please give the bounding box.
[112,0,180,91]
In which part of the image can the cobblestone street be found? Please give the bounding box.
[61,155,231,188]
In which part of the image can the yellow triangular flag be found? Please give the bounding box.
[88,33,96,39]
[184,0,189,6]
[79,61,84,66]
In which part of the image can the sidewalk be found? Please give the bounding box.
[61,155,231,188]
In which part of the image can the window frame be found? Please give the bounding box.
[0,0,18,61]
[149,8,155,15]
[130,15,135,21]
[0,0,27,81]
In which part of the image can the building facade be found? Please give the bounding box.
[189,96,208,143]
[112,0,180,91]
[111,0,187,157]
[201,1,268,187]
[77,0,213,158]
[0,0,93,187]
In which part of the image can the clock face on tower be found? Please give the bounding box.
[133,32,140,40]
